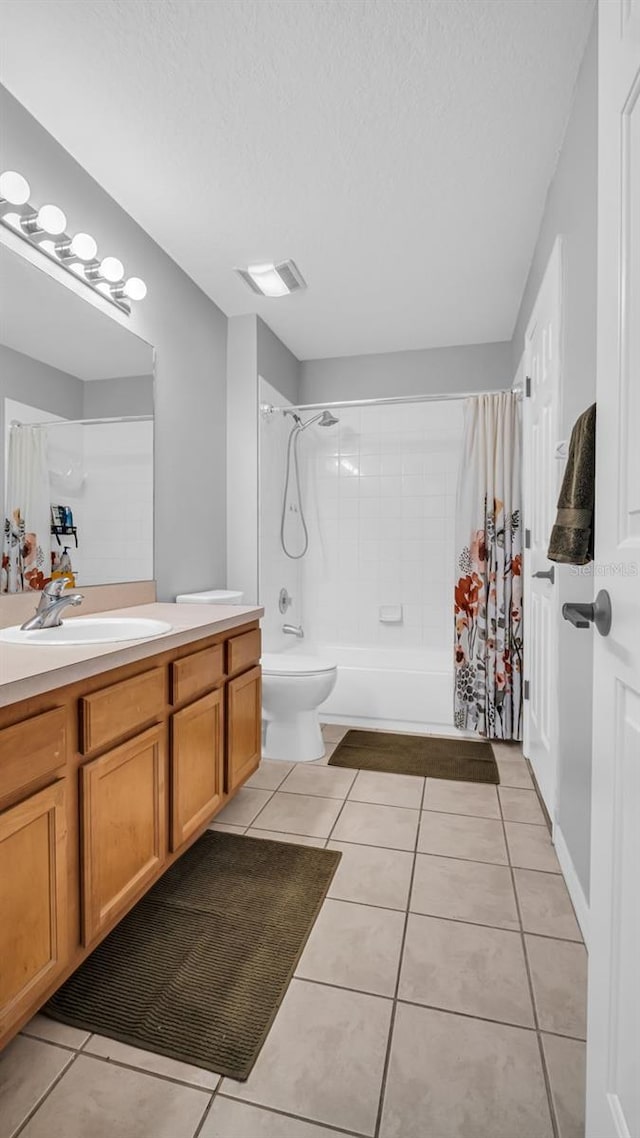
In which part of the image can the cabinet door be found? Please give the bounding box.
[0,781,68,1037]
[81,725,166,946]
[226,666,262,793]
[171,689,224,851]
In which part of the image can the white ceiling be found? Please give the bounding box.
[0,244,154,380]
[0,0,594,361]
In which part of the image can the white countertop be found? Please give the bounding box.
[0,602,263,708]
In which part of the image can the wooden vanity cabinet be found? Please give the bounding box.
[0,781,68,1037]
[171,688,224,851]
[0,617,262,1048]
[81,725,167,945]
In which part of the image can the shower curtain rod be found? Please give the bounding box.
[11,414,153,429]
[266,389,522,413]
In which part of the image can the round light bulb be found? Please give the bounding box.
[123,276,147,300]
[37,204,67,235]
[70,232,97,261]
[0,170,30,205]
[100,256,124,282]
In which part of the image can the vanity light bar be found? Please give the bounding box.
[0,170,147,314]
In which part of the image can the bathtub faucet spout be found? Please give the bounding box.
[283,623,304,638]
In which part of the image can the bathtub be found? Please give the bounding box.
[309,644,459,736]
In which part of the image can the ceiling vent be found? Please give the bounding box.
[235,260,307,298]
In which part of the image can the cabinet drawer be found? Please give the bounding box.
[171,644,224,706]
[80,667,166,754]
[226,628,261,677]
[0,708,66,802]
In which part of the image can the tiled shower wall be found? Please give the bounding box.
[301,400,463,652]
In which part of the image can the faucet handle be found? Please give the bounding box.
[43,576,73,599]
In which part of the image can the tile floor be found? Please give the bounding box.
[0,727,586,1138]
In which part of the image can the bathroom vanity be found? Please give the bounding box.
[0,602,263,1050]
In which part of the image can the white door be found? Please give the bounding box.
[586,4,640,1136]
[522,238,562,814]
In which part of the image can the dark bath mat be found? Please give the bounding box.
[45,831,341,1080]
[329,729,499,784]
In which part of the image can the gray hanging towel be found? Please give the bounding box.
[548,403,596,565]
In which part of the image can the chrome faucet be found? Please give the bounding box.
[20,577,84,631]
[282,623,304,638]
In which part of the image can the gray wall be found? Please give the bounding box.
[83,375,154,418]
[0,343,84,514]
[257,317,300,404]
[1,85,227,600]
[511,15,597,904]
[300,341,513,404]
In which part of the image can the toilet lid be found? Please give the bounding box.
[261,652,337,677]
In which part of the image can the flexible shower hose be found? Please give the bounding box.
[280,424,309,559]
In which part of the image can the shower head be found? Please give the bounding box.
[318,410,339,427]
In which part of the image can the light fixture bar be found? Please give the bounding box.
[0,170,147,314]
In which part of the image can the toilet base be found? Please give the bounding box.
[263,712,325,762]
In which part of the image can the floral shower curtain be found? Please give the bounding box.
[2,425,51,593]
[454,392,523,739]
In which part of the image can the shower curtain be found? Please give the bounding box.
[2,425,51,593]
[453,392,523,739]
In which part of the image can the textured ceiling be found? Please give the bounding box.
[0,0,594,360]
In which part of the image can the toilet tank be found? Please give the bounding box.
[175,589,244,605]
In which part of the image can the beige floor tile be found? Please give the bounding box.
[295,898,404,996]
[208,822,246,835]
[21,1014,90,1050]
[326,840,413,910]
[380,1003,553,1138]
[348,770,424,809]
[250,792,342,838]
[514,869,582,941]
[321,724,349,743]
[245,829,327,847]
[525,936,587,1039]
[505,822,561,873]
[84,1034,220,1089]
[399,913,534,1027]
[279,764,356,799]
[200,1098,352,1137]
[331,801,419,851]
[491,742,525,761]
[418,810,508,864]
[423,778,500,819]
[214,788,274,827]
[246,760,294,790]
[541,1034,586,1138]
[19,1054,209,1138]
[499,786,546,825]
[0,1035,73,1138]
[411,853,519,930]
[222,979,392,1136]
[497,758,534,789]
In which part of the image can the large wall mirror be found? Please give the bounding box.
[0,242,154,591]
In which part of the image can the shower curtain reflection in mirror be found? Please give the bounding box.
[2,423,51,592]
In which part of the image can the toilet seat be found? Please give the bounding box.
[261,653,337,677]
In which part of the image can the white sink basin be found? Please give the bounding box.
[0,617,173,646]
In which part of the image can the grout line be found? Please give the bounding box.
[372,772,426,1138]
[497,782,560,1138]
[12,1048,79,1138]
[59,1047,220,1094]
[191,1087,220,1138]
[213,1093,368,1138]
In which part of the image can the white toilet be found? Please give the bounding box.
[261,653,338,762]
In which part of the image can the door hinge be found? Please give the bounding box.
[525,528,531,549]
[525,375,532,397]
[524,679,530,701]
